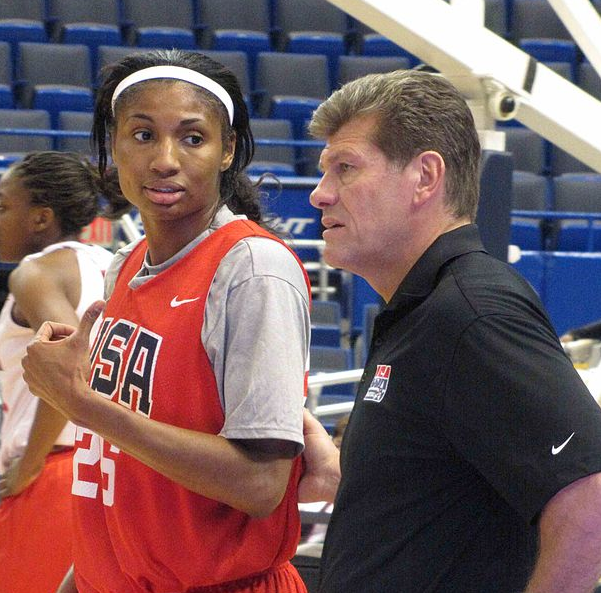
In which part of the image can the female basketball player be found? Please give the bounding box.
[22,50,310,593]
[0,151,126,593]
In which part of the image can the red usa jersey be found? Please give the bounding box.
[72,220,308,592]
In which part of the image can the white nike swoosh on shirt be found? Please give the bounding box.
[170,296,200,308]
[551,431,575,455]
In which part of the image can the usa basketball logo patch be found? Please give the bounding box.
[364,364,391,402]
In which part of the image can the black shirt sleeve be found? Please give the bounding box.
[442,313,601,523]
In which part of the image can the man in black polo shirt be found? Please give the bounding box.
[299,70,601,592]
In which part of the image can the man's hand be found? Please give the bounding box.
[298,409,341,504]
[22,300,105,423]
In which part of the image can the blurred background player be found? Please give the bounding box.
[0,151,125,593]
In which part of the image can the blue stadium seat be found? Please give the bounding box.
[246,162,297,177]
[56,110,93,153]
[16,42,93,127]
[310,325,341,347]
[47,0,122,73]
[337,55,411,87]
[0,2,47,72]
[121,0,197,49]
[197,0,271,82]
[254,52,330,139]
[200,50,252,115]
[503,126,547,175]
[34,88,94,128]
[519,39,578,80]
[0,42,14,108]
[0,108,52,159]
[511,0,572,42]
[346,274,382,338]
[309,345,353,395]
[553,173,601,252]
[360,33,418,63]
[250,117,297,174]
[310,300,343,348]
[354,302,381,366]
[510,171,552,251]
[548,142,593,177]
[311,300,342,326]
[579,61,601,101]
[273,0,350,86]
[310,345,352,372]
[96,45,150,85]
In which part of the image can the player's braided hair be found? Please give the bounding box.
[9,151,129,236]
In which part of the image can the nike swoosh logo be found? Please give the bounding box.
[551,432,575,455]
[170,296,200,308]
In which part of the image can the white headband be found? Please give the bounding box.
[111,65,234,124]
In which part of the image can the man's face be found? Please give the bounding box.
[310,114,419,280]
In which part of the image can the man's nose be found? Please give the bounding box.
[310,174,337,209]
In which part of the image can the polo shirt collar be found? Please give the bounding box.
[385,224,486,316]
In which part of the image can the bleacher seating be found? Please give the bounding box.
[254,52,330,138]
[249,117,297,177]
[510,171,552,251]
[510,0,572,42]
[16,42,94,126]
[47,0,122,74]
[309,345,353,395]
[544,60,575,83]
[310,300,343,348]
[579,62,601,101]
[503,126,547,175]
[548,141,594,177]
[337,55,411,86]
[0,0,599,343]
[56,110,93,153]
[0,108,52,161]
[354,302,381,366]
[197,0,271,82]
[519,39,579,80]
[0,0,47,64]
[0,42,14,108]
[120,0,197,48]
[347,274,382,339]
[200,49,253,114]
[273,0,350,86]
[97,44,148,82]
[552,173,601,252]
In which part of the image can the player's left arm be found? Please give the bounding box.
[1,255,80,499]
[525,472,601,592]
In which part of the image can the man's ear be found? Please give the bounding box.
[413,151,445,206]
